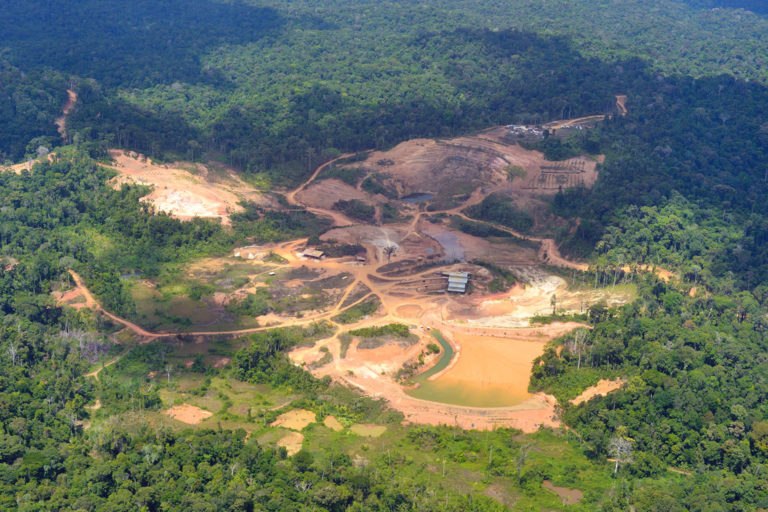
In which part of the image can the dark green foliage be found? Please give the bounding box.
[232,324,334,391]
[309,240,364,258]
[225,289,271,317]
[332,199,376,223]
[472,260,518,293]
[320,166,365,186]
[349,323,412,339]
[0,62,66,162]
[361,174,398,199]
[533,278,768,496]
[531,135,584,161]
[232,202,332,243]
[465,195,534,234]
[332,297,380,324]
[453,218,514,239]
[0,157,233,315]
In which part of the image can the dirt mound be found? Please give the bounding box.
[104,150,272,224]
[165,404,213,424]
[270,409,316,430]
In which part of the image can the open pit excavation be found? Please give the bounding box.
[55,122,639,432]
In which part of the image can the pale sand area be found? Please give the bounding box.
[165,404,213,425]
[270,409,316,430]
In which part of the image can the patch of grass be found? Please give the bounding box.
[361,173,398,199]
[332,199,376,222]
[464,194,534,234]
[381,202,410,224]
[308,347,333,370]
[319,166,366,186]
[452,217,514,238]
[338,334,352,358]
[349,323,412,340]
[332,297,381,324]
[472,259,518,292]
[530,312,588,324]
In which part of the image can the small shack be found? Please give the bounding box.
[302,249,325,260]
[443,271,471,293]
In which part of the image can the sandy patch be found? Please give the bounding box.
[350,424,387,437]
[270,409,316,431]
[165,404,213,425]
[570,378,625,406]
[212,357,230,368]
[104,150,271,224]
[296,179,377,210]
[323,415,344,431]
[396,304,423,318]
[277,431,304,456]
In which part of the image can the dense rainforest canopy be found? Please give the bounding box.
[3,0,768,510]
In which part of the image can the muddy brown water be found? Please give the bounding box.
[407,333,545,407]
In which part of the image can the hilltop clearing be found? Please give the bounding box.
[103,150,273,224]
[298,127,602,226]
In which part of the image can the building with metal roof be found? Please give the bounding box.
[444,271,470,293]
[302,249,325,259]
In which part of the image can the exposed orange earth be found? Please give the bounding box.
[570,378,625,406]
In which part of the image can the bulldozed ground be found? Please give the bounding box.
[104,150,273,224]
[59,121,640,433]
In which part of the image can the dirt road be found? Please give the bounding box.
[615,95,628,116]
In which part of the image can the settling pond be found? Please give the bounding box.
[399,192,434,203]
[406,331,544,407]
